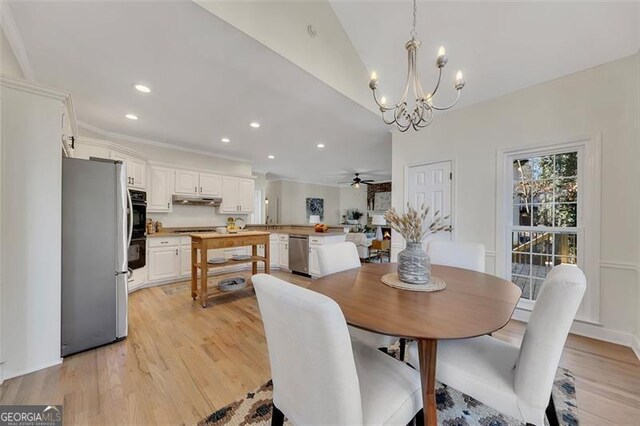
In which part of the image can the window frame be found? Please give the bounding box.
[496,136,601,324]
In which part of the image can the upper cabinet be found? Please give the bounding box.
[221,176,254,213]
[110,151,146,190]
[174,170,221,197]
[148,166,173,212]
[174,170,199,195]
[199,172,221,197]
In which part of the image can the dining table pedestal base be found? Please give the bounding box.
[418,339,438,426]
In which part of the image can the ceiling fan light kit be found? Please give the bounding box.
[338,173,375,188]
[369,0,466,132]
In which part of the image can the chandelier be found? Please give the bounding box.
[368,0,465,132]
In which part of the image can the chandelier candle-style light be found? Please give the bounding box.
[369,0,465,132]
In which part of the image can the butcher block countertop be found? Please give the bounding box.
[189,231,270,239]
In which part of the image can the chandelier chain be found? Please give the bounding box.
[411,0,417,38]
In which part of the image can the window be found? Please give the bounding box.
[508,151,581,301]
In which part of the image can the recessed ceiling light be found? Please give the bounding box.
[250,122,261,128]
[221,138,230,143]
[316,143,325,149]
[268,155,275,159]
[125,114,139,120]
[133,83,151,93]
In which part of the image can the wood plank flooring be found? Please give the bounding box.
[1,270,638,425]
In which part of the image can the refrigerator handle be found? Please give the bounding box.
[126,188,133,248]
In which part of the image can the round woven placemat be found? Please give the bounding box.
[380,272,446,292]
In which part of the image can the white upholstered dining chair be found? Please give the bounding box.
[427,240,486,272]
[252,273,423,425]
[407,264,586,425]
[317,242,397,349]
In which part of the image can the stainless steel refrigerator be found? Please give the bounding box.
[61,157,130,356]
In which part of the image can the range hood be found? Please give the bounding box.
[172,194,222,206]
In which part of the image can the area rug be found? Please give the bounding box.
[198,368,578,426]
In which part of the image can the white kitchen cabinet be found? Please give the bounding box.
[309,244,320,277]
[148,166,174,212]
[199,172,221,196]
[238,179,254,213]
[128,267,147,292]
[221,176,254,213]
[278,240,289,269]
[308,234,347,277]
[148,246,180,281]
[130,158,146,189]
[174,169,199,195]
[269,234,279,268]
[180,245,191,277]
[110,151,146,190]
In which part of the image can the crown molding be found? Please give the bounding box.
[0,2,35,81]
[0,74,69,101]
[78,136,256,180]
[264,176,342,188]
[77,120,251,165]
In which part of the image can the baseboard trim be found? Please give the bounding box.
[2,358,63,382]
[633,335,640,362]
[512,308,634,349]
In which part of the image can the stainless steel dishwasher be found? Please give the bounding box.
[288,234,309,275]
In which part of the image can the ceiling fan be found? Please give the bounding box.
[338,173,375,188]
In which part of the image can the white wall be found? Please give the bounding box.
[1,85,62,379]
[265,179,341,225]
[339,185,368,224]
[0,29,23,79]
[392,54,640,340]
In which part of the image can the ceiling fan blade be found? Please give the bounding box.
[361,179,375,183]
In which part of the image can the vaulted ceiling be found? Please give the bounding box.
[331,1,639,110]
[4,1,639,185]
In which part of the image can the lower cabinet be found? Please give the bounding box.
[128,266,147,292]
[148,245,180,281]
[141,232,346,288]
[309,244,320,277]
[180,244,192,276]
[309,234,347,278]
[278,240,289,269]
[257,235,279,271]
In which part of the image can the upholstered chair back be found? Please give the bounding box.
[317,241,361,276]
[252,274,363,425]
[427,241,486,272]
[514,265,586,423]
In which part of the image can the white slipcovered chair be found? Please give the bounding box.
[252,273,423,425]
[407,264,586,425]
[427,240,486,272]
[345,232,372,259]
[317,242,397,349]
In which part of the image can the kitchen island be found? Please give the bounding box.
[190,231,270,307]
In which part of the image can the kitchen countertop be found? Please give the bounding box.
[189,231,270,239]
[147,227,346,238]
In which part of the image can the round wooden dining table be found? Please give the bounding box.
[308,262,521,426]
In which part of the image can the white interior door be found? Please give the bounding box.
[407,161,452,245]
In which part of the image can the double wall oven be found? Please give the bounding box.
[128,190,146,270]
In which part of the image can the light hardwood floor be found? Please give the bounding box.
[1,271,639,425]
